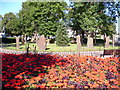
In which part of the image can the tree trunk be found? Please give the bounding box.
[105,36,110,48]
[81,30,84,44]
[24,34,27,44]
[16,36,19,49]
[33,33,37,42]
[47,39,50,45]
[112,34,115,47]
[76,35,82,50]
[87,34,94,49]
[21,35,25,44]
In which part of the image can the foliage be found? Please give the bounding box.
[2,12,20,36]
[2,37,16,43]
[2,53,119,88]
[56,21,69,46]
[69,2,118,48]
[18,1,67,37]
[69,2,119,36]
[0,15,3,32]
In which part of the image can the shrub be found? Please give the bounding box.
[56,21,69,46]
[2,37,16,43]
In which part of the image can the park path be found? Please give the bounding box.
[0,47,104,56]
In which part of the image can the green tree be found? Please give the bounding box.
[18,2,35,36]
[56,21,69,46]
[69,2,117,48]
[0,15,3,32]
[19,1,67,37]
[2,12,19,36]
[69,2,104,48]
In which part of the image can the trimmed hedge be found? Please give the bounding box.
[1,37,16,43]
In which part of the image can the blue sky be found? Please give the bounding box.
[0,2,23,16]
[0,0,70,17]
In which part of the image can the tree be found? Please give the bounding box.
[69,2,117,48]
[2,12,19,36]
[19,1,67,38]
[0,15,3,32]
[56,21,69,46]
[69,2,104,48]
[98,2,117,48]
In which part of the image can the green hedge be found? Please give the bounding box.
[1,37,16,43]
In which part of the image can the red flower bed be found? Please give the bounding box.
[2,53,120,88]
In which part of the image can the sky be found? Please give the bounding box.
[0,0,70,17]
[0,2,23,16]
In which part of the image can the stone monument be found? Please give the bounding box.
[105,36,110,48]
[76,35,81,50]
[36,35,46,50]
[16,37,19,49]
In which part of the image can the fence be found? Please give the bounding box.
[0,48,103,57]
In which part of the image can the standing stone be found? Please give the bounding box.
[24,34,27,44]
[31,36,35,42]
[87,34,94,49]
[21,35,24,44]
[16,37,19,49]
[76,35,81,50]
[47,39,50,45]
[112,34,115,47]
[36,35,46,50]
[31,32,37,42]
[105,36,110,48]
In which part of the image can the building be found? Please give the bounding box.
[66,27,76,38]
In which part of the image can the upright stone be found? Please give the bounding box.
[87,34,94,49]
[36,35,46,50]
[24,34,27,44]
[16,37,19,49]
[31,36,34,42]
[105,36,110,48]
[112,34,115,47]
[47,39,50,45]
[76,35,81,50]
[21,35,24,44]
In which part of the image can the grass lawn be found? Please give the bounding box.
[1,42,120,52]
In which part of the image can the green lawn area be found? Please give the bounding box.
[1,42,120,52]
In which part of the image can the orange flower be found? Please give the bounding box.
[105,81,110,86]
[63,80,68,83]
[110,79,116,82]
[114,81,119,85]
[57,83,64,87]
[88,83,93,87]
[110,85,119,88]
[22,85,30,88]
[69,75,76,78]
[97,80,103,84]
[29,80,36,84]
[56,80,63,82]
[50,77,58,82]
[93,83,99,88]
[84,86,89,88]
[84,71,91,76]
[69,85,75,88]
[15,75,22,79]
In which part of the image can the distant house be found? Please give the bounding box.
[66,27,76,38]
[0,26,6,38]
[0,32,5,38]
